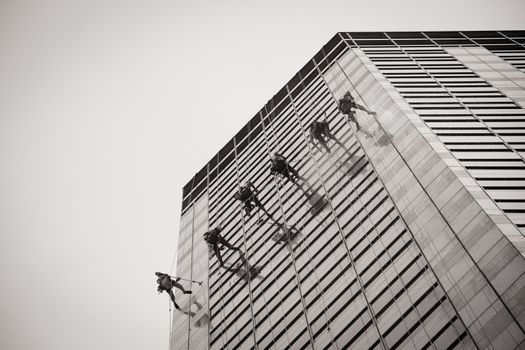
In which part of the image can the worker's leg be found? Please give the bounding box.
[287,164,302,181]
[319,138,331,153]
[253,196,277,223]
[252,196,264,211]
[323,125,336,141]
[213,245,226,267]
[351,110,360,130]
[277,166,288,178]
[218,236,239,252]
[172,281,192,294]
[168,290,180,309]
[282,171,294,182]
[243,200,253,216]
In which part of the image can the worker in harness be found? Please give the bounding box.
[338,91,376,130]
[203,225,241,269]
[309,120,336,153]
[234,181,262,216]
[234,181,278,223]
[270,152,303,183]
[155,272,192,310]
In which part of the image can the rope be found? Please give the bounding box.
[264,85,326,345]
[306,54,393,349]
[232,133,260,348]
[260,105,304,344]
[169,248,177,275]
[212,225,230,346]
[208,176,242,344]
[286,75,346,347]
[168,297,172,350]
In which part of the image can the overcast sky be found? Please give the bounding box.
[1,0,524,349]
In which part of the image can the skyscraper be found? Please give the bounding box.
[170,31,525,350]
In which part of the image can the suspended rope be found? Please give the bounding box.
[258,102,304,340]
[168,297,172,350]
[264,80,329,340]
[211,225,230,346]
[169,248,177,275]
[301,55,394,349]
[289,79,332,230]
[287,73,350,346]
[207,154,249,346]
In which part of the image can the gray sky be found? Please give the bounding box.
[1,0,524,349]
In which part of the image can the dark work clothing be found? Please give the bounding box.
[271,163,300,181]
[157,275,185,292]
[205,232,236,250]
[210,244,226,266]
[167,289,180,309]
[235,186,254,202]
[156,273,189,309]
[270,154,301,182]
[311,121,324,138]
[204,227,238,267]
[339,94,361,129]
[239,187,252,201]
[236,183,277,223]
[310,120,336,153]
[310,121,333,140]
[339,97,357,115]
[203,227,223,245]
[235,184,264,215]
[346,111,359,130]
[246,195,262,209]
[241,192,262,212]
[270,158,287,173]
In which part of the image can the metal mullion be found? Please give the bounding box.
[185,203,195,349]
[208,169,236,348]
[259,106,315,349]
[286,82,347,349]
[204,162,212,349]
[312,40,390,349]
[232,134,259,350]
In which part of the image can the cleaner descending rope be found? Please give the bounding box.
[203,225,241,270]
[269,152,304,184]
[155,272,193,311]
[309,119,337,153]
[338,91,377,130]
[234,180,278,224]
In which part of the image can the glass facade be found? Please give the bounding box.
[171,31,525,350]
